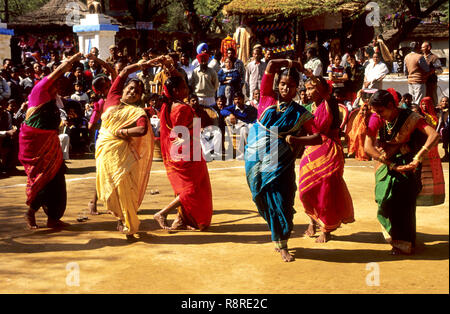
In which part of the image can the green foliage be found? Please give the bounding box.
[0,0,50,22]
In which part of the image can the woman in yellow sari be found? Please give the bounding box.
[96,58,163,238]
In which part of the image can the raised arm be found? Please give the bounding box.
[48,52,84,83]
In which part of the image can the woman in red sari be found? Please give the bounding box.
[20,52,83,229]
[416,97,445,205]
[298,76,355,242]
[154,72,213,231]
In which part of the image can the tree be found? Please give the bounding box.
[0,0,49,22]
[378,0,448,50]
[179,0,234,44]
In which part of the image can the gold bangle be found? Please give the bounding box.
[413,154,423,163]
[422,145,430,152]
[287,59,293,68]
[388,163,396,171]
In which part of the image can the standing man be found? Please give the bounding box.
[404,42,431,105]
[245,46,266,101]
[421,41,443,107]
[363,53,389,90]
[304,48,323,77]
[190,53,219,107]
[106,45,120,67]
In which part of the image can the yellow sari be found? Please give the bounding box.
[96,104,154,234]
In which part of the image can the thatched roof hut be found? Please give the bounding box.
[9,0,119,30]
[223,0,365,18]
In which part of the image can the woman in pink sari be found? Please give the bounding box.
[298,76,355,242]
[20,52,83,229]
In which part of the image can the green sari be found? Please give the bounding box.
[374,109,425,254]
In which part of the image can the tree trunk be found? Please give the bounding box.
[384,18,422,51]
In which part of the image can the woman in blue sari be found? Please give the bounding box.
[245,59,321,262]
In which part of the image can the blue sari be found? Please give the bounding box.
[245,101,314,249]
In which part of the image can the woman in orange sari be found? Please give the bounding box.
[154,71,213,231]
[298,76,355,243]
[416,97,445,205]
[347,102,371,161]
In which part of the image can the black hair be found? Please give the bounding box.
[305,76,341,130]
[165,75,185,94]
[234,92,245,99]
[369,90,395,108]
[306,48,317,57]
[124,78,144,93]
[278,67,301,87]
[402,93,412,99]
[216,95,227,102]
[188,93,198,101]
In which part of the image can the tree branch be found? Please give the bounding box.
[421,0,448,17]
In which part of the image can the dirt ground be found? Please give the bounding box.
[0,147,448,294]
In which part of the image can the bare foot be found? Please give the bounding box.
[117,220,124,232]
[315,232,331,243]
[47,219,71,229]
[154,213,169,229]
[304,222,317,237]
[24,210,38,230]
[88,201,99,215]
[169,214,186,230]
[280,249,295,262]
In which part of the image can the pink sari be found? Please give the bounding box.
[298,100,355,232]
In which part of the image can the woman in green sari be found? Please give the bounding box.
[364,90,440,255]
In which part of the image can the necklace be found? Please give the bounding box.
[385,112,400,135]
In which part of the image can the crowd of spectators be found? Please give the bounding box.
[1,33,448,177]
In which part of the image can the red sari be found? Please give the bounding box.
[159,101,213,230]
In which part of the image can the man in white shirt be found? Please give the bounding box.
[245,46,266,100]
[363,53,389,89]
[179,53,195,81]
[304,48,323,77]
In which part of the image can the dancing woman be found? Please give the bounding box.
[298,76,355,243]
[21,52,84,229]
[415,97,445,205]
[364,90,440,254]
[154,72,213,231]
[95,57,162,238]
[245,59,321,262]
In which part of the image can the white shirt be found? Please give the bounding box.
[364,60,389,87]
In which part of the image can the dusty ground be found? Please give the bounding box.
[0,148,448,294]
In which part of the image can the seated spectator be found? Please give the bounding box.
[0,100,18,176]
[298,87,311,109]
[218,57,241,107]
[437,96,449,162]
[70,81,90,105]
[64,99,89,155]
[400,93,413,109]
[343,54,365,102]
[0,70,11,103]
[220,92,257,159]
[327,54,347,91]
[246,89,260,109]
[189,94,222,160]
